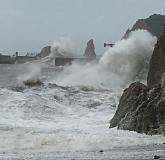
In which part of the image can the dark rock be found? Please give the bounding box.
[123,14,165,38]
[99,150,104,153]
[23,79,43,87]
[54,95,61,101]
[110,81,165,134]
[154,155,160,159]
[80,86,94,91]
[110,26,165,135]
[110,82,148,128]
[38,46,51,58]
[84,39,96,59]
[147,26,165,87]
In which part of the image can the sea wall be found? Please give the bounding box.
[15,56,37,64]
[55,57,98,66]
[0,55,14,64]
[0,55,38,64]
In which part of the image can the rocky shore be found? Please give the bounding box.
[110,26,165,135]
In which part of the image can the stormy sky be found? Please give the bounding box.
[0,0,165,55]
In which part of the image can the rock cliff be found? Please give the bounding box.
[110,26,165,135]
[123,14,165,38]
[147,27,165,87]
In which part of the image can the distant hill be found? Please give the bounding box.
[123,14,165,38]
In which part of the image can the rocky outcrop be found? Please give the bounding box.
[110,81,165,135]
[84,39,96,59]
[23,79,43,87]
[38,46,51,58]
[110,82,148,128]
[123,14,165,38]
[110,26,165,135]
[147,27,165,87]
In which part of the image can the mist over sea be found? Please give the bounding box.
[0,30,165,159]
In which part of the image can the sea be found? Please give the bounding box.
[0,30,164,159]
[0,62,165,160]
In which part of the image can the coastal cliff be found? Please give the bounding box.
[147,26,165,87]
[123,14,165,38]
[110,26,165,135]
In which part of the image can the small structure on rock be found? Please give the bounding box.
[123,14,165,39]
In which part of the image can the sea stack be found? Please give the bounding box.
[84,39,96,59]
[39,46,51,58]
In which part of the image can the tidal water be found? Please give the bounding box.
[0,64,165,160]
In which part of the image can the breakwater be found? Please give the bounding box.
[55,57,100,66]
[0,54,37,64]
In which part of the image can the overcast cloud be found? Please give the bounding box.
[0,0,165,55]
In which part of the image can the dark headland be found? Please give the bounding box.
[0,39,97,65]
[110,14,165,135]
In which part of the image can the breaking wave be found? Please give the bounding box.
[51,30,157,88]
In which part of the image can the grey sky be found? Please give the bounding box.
[0,0,165,55]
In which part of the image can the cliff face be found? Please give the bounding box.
[123,14,165,38]
[110,82,148,129]
[147,27,165,87]
[110,26,165,135]
[110,82,165,135]
[0,55,14,64]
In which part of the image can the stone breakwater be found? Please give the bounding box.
[0,54,37,64]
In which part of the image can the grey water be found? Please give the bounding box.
[0,64,165,160]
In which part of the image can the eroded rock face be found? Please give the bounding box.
[110,82,148,129]
[84,39,96,59]
[110,82,165,135]
[147,27,165,87]
[123,14,165,38]
[23,79,43,87]
[110,26,165,135]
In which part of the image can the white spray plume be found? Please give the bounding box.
[99,29,157,85]
[52,30,157,88]
[17,64,42,85]
[50,37,77,58]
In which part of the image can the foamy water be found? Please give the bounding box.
[0,30,164,159]
[0,64,165,159]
